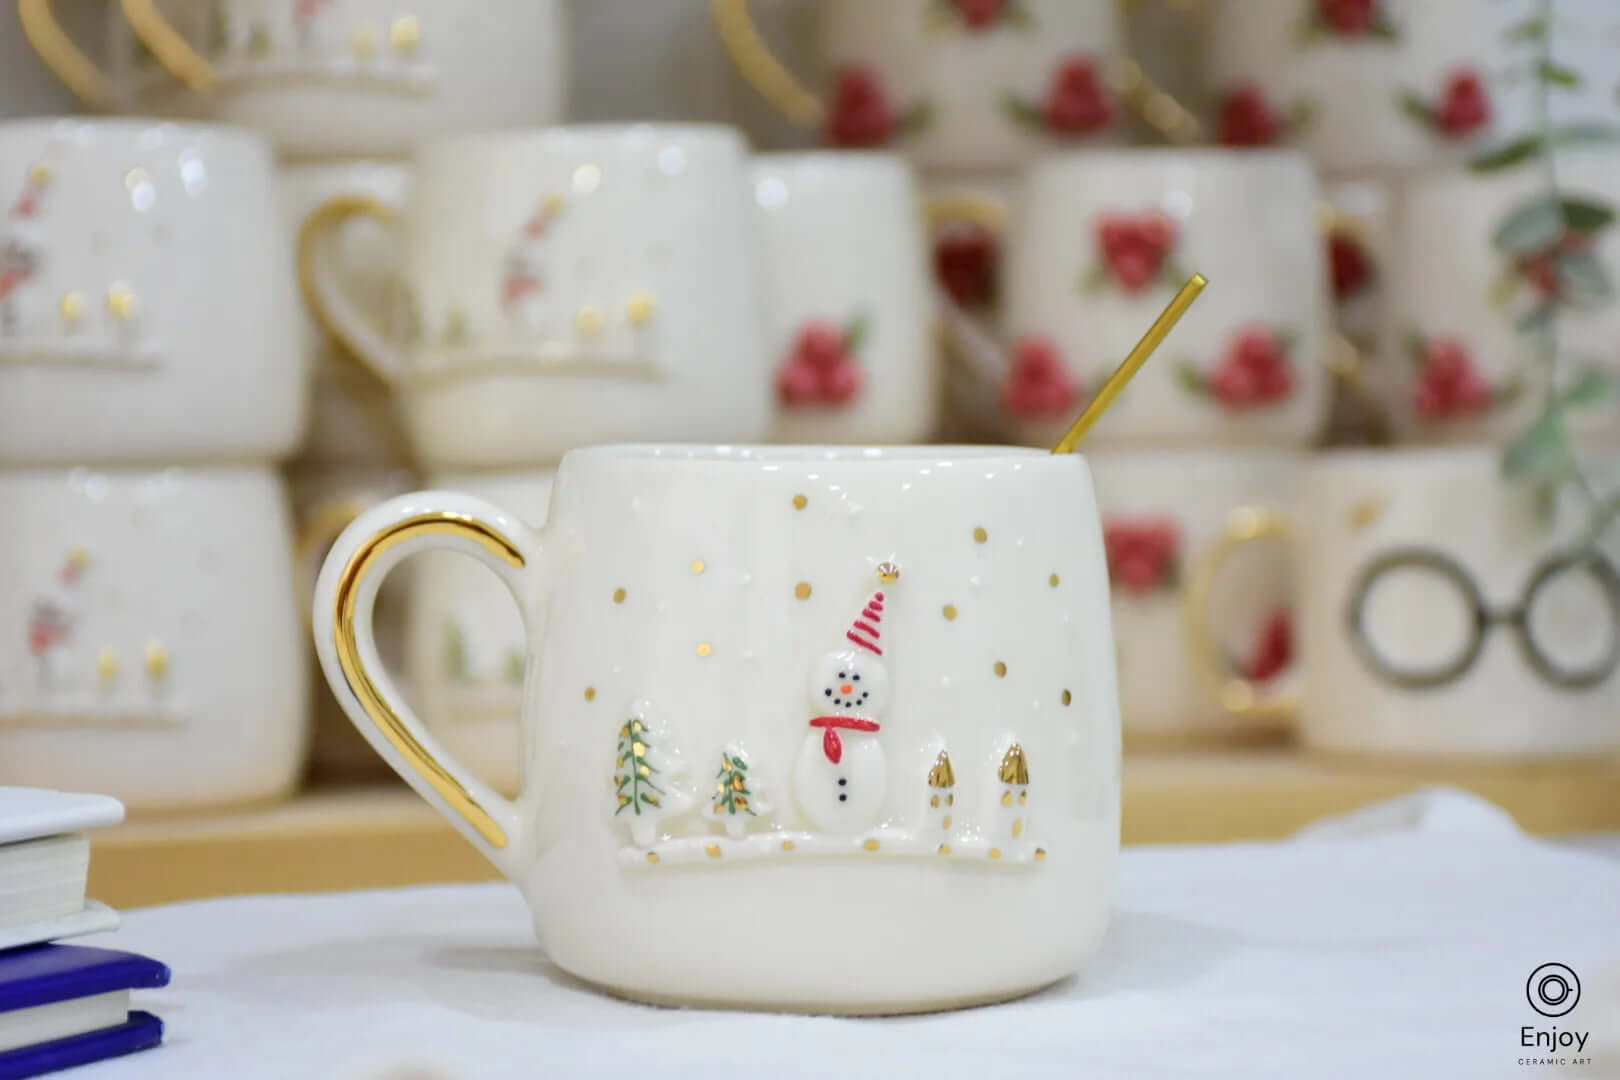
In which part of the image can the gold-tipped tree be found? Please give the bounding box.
[710,743,771,838]
[613,708,693,847]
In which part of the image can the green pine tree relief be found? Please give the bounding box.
[443,621,468,683]
[710,746,770,838]
[613,714,694,848]
[614,718,665,817]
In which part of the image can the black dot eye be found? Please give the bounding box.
[852,674,860,681]
[824,689,831,697]
[837,778,847,786]
[838,671,846,679]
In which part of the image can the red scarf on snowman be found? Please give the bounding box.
[810,590,885,764]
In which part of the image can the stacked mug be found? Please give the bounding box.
[0,118,308,811]
[1197,0,1620,762]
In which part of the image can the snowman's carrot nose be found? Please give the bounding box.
[841,683,854,694]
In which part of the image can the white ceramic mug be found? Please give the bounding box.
[751,153,936,444]
[714,0,1204,170]
[0,118,303,465]
[0,465,307,810]
[279,159,412,468]
[406,467,554,796]
[1202,0,1620,174]
[1090,450,1301,742]
[1382,151,1620,445]
[1000,149,1331,449]
[314,444,1120,1013]
[1299,448,1620,761]
[290,464,414,781]
[300,126,768,468]
[113,0,569,160]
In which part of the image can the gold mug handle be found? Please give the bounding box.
[313,492,545,865]
[1183,506,1298,726]
[18,0,120,107]
[119,0,215,92]
[298,193,407,387]
[711,0,1202,143]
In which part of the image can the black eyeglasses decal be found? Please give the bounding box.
[1345,546,1620,691]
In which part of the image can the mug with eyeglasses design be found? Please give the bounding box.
[1346,546,1620,692]
[1299,448,1620,762]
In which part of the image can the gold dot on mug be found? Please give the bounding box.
[624,290,656,325]
[576,306,605,337]
[59,292,83,327]
[994,661,1008,678]
[795,582,812,599]
[792,494,808,510]
[612,588,626,604]
[351,25,377,57]
[691,560,706,575]
[705,844,722,858]
[646,851,660,864]
[781,839,795,852]
[390,14,420,53]
[584,687,596,702]
[863,838,881,852]
[1061,689,1073,706]
[942,604,958,621]
[1049,572,1061,587]
[697,642,713,658]
[973,527,988,544]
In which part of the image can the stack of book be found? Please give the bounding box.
[0,787,168,1077]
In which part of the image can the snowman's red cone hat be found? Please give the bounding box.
[845,590,885,655]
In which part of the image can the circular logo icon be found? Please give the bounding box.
[1527,963,1581,1017]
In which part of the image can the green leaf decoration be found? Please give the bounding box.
[1506,16,1548,42]
[1294,18,1323,46]
[1495,374,1528,406]
[1405,332,1428,367]
[843,310,872,353]
[1558,369,1617,410]
[1493,195,1566,254]
[1370,14,1399,40]
[1173,360,1207,395]
[1007,2,1036,29]
[1550,123,1620,149]
[1397,92,1436,131]
[1517,302,1556,334]
[999,93,1042,129]
[1286,99,1315,134]
[1078,262,1109,294]
[1556,251,1614,305]
[1470,134,1542,172]
[1538,61,1583,89]
[1502,410,1575,483]
[901,102,935,135]
[1560,197,1616,233]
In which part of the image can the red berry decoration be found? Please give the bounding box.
[1517,231,1594,299]
[1218,83,1283,148]
[776,316,869,407]
[826,66,895,148]
[1181,325,1296,412]
[1103,519,1181,594]
[1000,336,1081,420]
[1434,68,1491,137]
[1092,211,1179,295]
[1044,56,1113,136]
[1319,0,1373,34]
[934,224,999,310]
[1244,609,1294,683]
[1327,228,1374,302]
[954,0,1005,29]
[1410,338,1497,420]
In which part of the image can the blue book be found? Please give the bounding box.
[0,945,168,1079]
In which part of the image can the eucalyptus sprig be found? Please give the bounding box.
[1472,0,1620,543]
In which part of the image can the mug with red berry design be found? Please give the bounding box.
[1299,448,1620,762]
[713,0,1202,172]
[1203,0,1620,175]
[751,153,936,444]
[1383,153,1620,445]
[1091,450,1302,742]
[1000,150,1332,448]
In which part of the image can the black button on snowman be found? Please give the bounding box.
[793,588,891,833]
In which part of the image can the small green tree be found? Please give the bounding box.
[710,744,771,838]
[613,709,692,847]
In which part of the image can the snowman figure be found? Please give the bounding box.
[0,168,47,336]
[793,587,892,834]
[499,196,563,335]
[28,549,86,689]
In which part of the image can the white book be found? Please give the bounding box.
[0,787,124,949]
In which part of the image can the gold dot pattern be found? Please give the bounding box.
[1062,689,1073,706]
[792,494,808,510]
[705,844,722,858]
[584,687,596,702]
[795,582,812,599]
[942,604,958,621]
[863,838,880,852]
[697,642,713,658]
[1049,573,1061,587]
[612,588,626,604]
[646,852,660,864]
[691,560,706,575]
[994,661,1007,678]
[973,527,988,544]
[780,839,795,852]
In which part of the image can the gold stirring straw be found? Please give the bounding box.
[1052,273,1208,454]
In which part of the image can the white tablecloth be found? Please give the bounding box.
[80,791,1620,1080]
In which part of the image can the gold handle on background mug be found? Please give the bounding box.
[18,0,117,107]
[711,0,1202,144]
[319,495,543,862]
[1182,506,1298,725]
[119,0,215,91]
[298,194,406,387]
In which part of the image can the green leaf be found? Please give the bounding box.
[1557,251,1614,304]
[1550,123,1620,149]
[1559,369,1617,409]
[1370,15,1399,39]
[843,310,871,352]
[1286,99,1315,134]
[1493,195,1564,254]
[1502,411,1575,483]
[1506,16,1548,41]
[1078,262,1109,294]
[1517,302,1556,334]
[1007,1,1036,29]
[1470,134,1542,172]
[1538,61,1583,89]
[999,93,1040,129]
[1560,197,1616,233]
[1173,360,1207,395]
[1294,17,1322,46]
[901,102,934,134]
[1398,92,1436,131]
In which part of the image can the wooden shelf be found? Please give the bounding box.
[87,750,1620,909]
